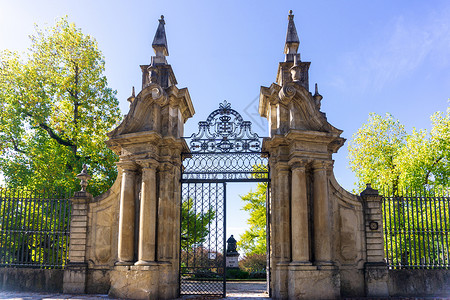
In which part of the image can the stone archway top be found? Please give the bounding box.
[259,81,342,135]
[107,83,194,140]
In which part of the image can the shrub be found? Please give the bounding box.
[239,253,266,273]
[226,268,249,279]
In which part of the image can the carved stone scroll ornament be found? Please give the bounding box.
[278,82,297,104]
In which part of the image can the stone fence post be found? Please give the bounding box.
[63,165,92,293]
[360,184,389,297]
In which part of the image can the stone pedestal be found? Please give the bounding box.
[226,253,239,268]
[273,262,289,299]
[109,263,177,300]
[226,235,240,269]
[63,262,88,294]
[288,264,340,299]
[364,262,389,297]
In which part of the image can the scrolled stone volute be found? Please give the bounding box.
[260,80,345,153]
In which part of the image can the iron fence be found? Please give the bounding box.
[382,190,449,269]
[0,188,71,269]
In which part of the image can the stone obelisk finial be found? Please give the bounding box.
[152,15,169,64]
[284,10,300,62]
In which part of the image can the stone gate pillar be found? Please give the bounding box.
[104,15,195,300]
[361,184,389,297]
[63,166,92,294]
[259,11,367,299]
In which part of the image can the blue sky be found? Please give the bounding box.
[1,0,449,242]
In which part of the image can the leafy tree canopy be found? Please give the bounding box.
[181,198,216,250]
[348,108,449,194]
[237,182,267,255]
[0,17,121,196]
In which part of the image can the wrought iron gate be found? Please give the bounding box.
[180,182,226,296]
[179,101,269,297]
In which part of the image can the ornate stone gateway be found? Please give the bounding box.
[179,101,269,296]
[62,12,391,300]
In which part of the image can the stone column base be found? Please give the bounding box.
[288,264,340,299]
[272,262,289,299]
[364,262,388,297]
[63,262,87,294]
[109,262,177,300]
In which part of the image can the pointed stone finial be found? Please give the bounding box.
[313,83,323,108]
[76,164,91,192]
[127,86,136,103]
[284,10,300,62]
[152,15,169,58]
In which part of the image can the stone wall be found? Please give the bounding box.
[84,173,122,294]
[0,268,64,292]
[388,269,450,297]
[329,173,366,297]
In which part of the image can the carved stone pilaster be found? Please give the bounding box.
[288,158,311,264]
[116,161,138,265]
[135,159,159,265]
[157,162,177,261]
[311,160,333,266]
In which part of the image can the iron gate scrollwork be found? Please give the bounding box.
[180,101,269,296]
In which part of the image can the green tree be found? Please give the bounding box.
[349,109,450,267]
[180,198,216,249]
[239,253,266,274]
[0,17,121,196]
[237,182,267,255]
[348,109,449,194]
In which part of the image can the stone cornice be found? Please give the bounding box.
[286,129,342,144]
[259,83,282,118]
[263,130,345,154]
[165,85,195,121]
[106,130,163,154]
[261,135,289,152]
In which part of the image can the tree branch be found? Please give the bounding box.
[25,112,74,148]
[10,136,27,155]
[424,156,443,185]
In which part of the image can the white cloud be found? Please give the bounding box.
[332,5,450,93]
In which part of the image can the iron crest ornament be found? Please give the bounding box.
[187,101,262,153]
